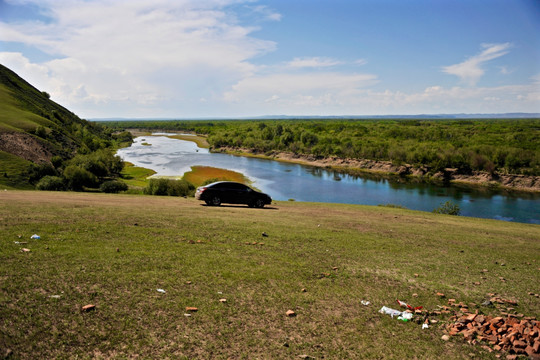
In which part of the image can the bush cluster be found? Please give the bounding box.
[143,178,194,197]
[32,149,127,193]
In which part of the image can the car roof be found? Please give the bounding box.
[206,181,246,187]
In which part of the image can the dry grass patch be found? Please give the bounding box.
[182,166,250,187]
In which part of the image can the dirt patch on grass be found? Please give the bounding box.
[0,131,52,164]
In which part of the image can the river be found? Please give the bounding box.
[116,134,540,224]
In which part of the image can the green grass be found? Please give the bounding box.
[120,162,156,188]
[1,191,539,359]
[0,84,58,133]
[0,151,33,190]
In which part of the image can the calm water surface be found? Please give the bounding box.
[117,135,540,224]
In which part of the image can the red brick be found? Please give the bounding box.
[525,346,537,358]
[466,313,477,322]
[493,345,502,351]
[286,310,296,317]
[463,329,475,341]
[81,304,95,312]
[513,340,527,349]
[533,340,540,353]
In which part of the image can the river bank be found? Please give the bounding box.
[213,146,540,193]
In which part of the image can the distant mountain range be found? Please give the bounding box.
[92,113,540,121]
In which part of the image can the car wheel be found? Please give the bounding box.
[209,196,221,206]
[255,199,265,208]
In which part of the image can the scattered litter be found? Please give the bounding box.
[298,355,315,360]
[49,295,61,299]
[379,306,403,318]
[441,335,450,341]
[81,304,96,312]
[186,307,198,312]
[286,310,296,317]
[219,298,227,303]
[397,312,413,322]
[262,232,269,237]
[217,291,223,294]
[21,248,31,253]
[14,241,27,245]
[422,323,429,329]
[157,289,166,293]
[361,300,371,306]
[30,234,40,239]
[379,306,414,321]
[183,313,191,317]
[397,299,422,311]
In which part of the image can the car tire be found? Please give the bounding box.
[209,196,221,206]
[254,199,265,208]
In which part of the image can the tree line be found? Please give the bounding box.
[104,118,540,176]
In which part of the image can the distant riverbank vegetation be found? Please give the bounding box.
[104,118,540,176]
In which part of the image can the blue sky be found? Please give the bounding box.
[0,0,539,118]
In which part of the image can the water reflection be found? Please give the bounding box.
[116,135,540,224]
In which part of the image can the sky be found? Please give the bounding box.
[0,0,539,119]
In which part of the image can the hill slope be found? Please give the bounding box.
[0,64,116,188]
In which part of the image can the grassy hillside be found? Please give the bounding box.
[1,191,538,359]
[0,64,129,189]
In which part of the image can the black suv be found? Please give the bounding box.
[195,181,272,208]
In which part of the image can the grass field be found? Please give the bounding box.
[1,191,539,359]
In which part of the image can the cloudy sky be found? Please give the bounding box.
[0,0,539,119]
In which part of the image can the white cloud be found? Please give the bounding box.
[222,75,540,116]
[0,0,277,117]
[286,57,342,69]
[249,5,282,21]
[442,43,512,85]
[224,72,378,103]
[354,59,368,66]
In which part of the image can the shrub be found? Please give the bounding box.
[28,163,57,184]
[100,180,128,193]
[63,165,97,191]
[433,201,460,216]
[144,178,169,195]
[144,178,194,197]
[166,179,194,196]
[36,176,65,191]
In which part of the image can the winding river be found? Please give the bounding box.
[117,134,540,224]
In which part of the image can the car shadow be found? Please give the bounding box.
[200,204,278,210]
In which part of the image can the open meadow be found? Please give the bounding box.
[1,191,539,359]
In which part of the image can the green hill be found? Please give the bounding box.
[0,64,125,189]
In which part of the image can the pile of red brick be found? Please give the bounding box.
[447,308,539,359]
